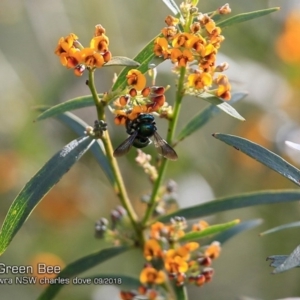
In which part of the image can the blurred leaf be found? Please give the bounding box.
[112,35,159,93]
[161,0,182,17]
[157,190,300,222]
[267,245,300,274]
[35,95,96,121]
[104,56,140,67]
[216,7,280,28]
[176,91,247,143]
[0,136,95,255]
[38,246,129,300]
[179,219,240,242]
[200,94,245,121]
[52,110,88,135]
[210,219,263,244]
[285,141,300,151]
[213,133,300,187]
[260,221,300,236]
[83,274,140,289]
[36,107,115,185]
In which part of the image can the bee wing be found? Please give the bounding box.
[113,131,138,157]
[153,132,178,161]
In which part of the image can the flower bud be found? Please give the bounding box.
[151,86,165,95]
[142,87,151,97]
[195,274,206,286]
[218,3,231,14]
[94,24,106,36]
[102,50,112,62]
[129,88,137,97]
[190,22,201,33]
[197,256,212,267]
[74,64,85,76]
[119,95,130,106]
[202,267,214,281]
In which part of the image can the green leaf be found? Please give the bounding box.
[37,246,129,300]
[216,7,280,28]
[51,110,115,185]
[111,35,159,93]
[268,245,300,274]
[104,56,140,67]
[213,133,300,187]
[200,94,245,121]
[36,107,115,185]
[176,91,247,143]
[0,136,95,255]
[83,274,140,289]
[149,56,166,68]
[179,219,240,242]
[157,190,300,222]
[267,252,300,271]
[260,221,300,236]
[211,219,263,244]
[35,95,96,121]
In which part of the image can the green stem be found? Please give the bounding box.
[173,284,188,300]
[88,69,140,237]
[141,67,186,226]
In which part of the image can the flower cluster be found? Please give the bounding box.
[54,24,111,76]
[113,70,168,125]
[95,206,136,246]
[154,3,231,100]
[120,217,221,299]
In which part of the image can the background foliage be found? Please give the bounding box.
[1,0,300,299]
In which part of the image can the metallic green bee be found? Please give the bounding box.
[113,114,178,160]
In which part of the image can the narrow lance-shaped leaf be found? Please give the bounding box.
[176,91,248,143]
[267,255,288,268]
[179,219,240,242]
[217,7,280,28]
[0,136,95,255]
[267,244,300,274]
[260,221,300,236]
[157,190,300,223]
[213,133,300,187]
[200,94,245,121]
[54,112,114,184]
[36,107,115,185]
[104,56,140,67]
[35,95,96,121]
[37,246,129,300]
[209,219,263,245]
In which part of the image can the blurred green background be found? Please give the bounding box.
[1,0,300,299]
